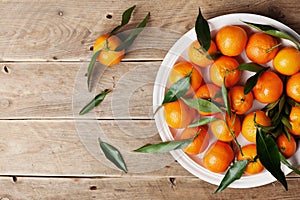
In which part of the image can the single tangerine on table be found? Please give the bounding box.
[210,113,241,142]
[237,144,264,175]
[169,61,202,95]
[203,141,234,173]
[241,110,271,143]
[252,71,283,104]
[215,25,248,56]
[229,85,254,115]
[179,127,209,155]
[245,32,279,64]
[210,56,241,88]
[289,106,300,136]
[188,40,218,67]
[276,133,297,158]
[193,83,223,116]
[93,34,125,67]
[273,46,300,76]
[286,72,300,103]
[164,100,197,129]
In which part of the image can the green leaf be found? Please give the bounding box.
[79,89,111,115]
[215,160,248,193]
[87,50,101,92]
[195,8,211,51]
[99,139,128,173]
[243,21,300,50]
[256,128,288,190]
[206,51,221,60]
[133,138,193,153]
[244,68,266,95]
[280,153,300,175]
[110,5,136,35]
[162,70,192,104]
[188,117,218,128]
[236,63,266,72]
[115,12,150,51]
[263,98,280,113]
[222,81,231,117]
[181,97,222,113]
[281,116,292,130]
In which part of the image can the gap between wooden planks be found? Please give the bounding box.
[0,176,299,200]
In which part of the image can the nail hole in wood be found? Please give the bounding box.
[53,56,58,60]
[89,46,94,51]
[2,65,9,74]
[58,11,63,16]
[12,176,17,183]
[106,14,113,19]
[169,177,176,186]
[90,185,97,190]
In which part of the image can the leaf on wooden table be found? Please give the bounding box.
[195,8,211,51]
[79,89,111,115]
[214,160,248,193]
[256,128,288,190]
[110,5,136,35]
[133,138,194,153]
[181,97,222,113]
[115,12,150,51]
[87,50,101,92]
[99,139,128,173]
[242,21,300,50]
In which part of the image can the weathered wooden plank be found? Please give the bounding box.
[0,176,299,200]
[0,62,158,119]
[0,0,299,61]
[0,120,191,176]
[1,120,298,177]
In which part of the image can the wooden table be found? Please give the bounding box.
[1,0,299,199]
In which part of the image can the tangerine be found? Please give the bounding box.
[252,71,283,104]
[286,72,300,102]
[93,34,125,66]
[273,46,300,76]
[188,40,218,67]
[241,111,271,143]
[164,100,197,129]
[203,141,234,173]
[215,25,248,56]
[289,106,300,136]
[179,127,209,155]
[229,85,254,115]
[245,32,279,64]
[210,113,241,142]
[193,83,223,116]
[237,144,264,175]
[169,61,202,95]
[276,133,297,158]
[210,56,241,88]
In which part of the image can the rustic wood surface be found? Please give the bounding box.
[1,0,299,199]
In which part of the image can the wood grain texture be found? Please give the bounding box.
[0,120,188,176]
[1,0,300,198]
[0,62,158,119]
[0,176,299,200]
[0,0,299,61]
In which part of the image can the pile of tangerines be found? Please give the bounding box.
[164,25,300,175]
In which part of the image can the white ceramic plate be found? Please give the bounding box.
[153,13,300,188]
